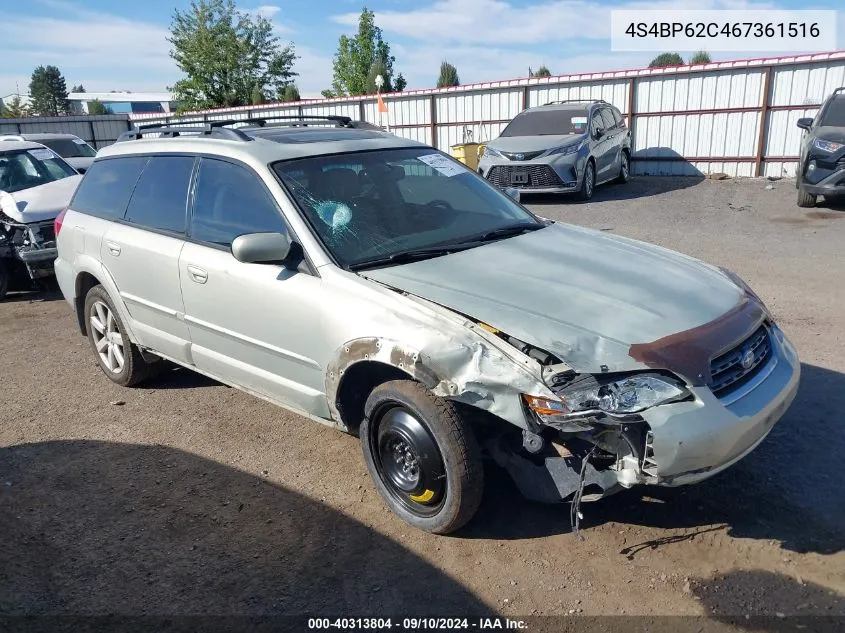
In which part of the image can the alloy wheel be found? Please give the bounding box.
[90,300,125,374]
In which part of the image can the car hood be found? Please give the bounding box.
[362,223,744,374]
[488,134,584,153]
[0,175,82,223]
[64,156,94,172]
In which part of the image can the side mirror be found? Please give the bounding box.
[796,117,814,130]
[231,231,292,264]
[594,126,605,139]
[502,187,521,203]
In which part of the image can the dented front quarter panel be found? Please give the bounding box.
[321,267,560,430]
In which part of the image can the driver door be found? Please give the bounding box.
[179,157,330,418]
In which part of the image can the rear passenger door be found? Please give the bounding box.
[100,155,195,363]
[599,107,623,180]
[179,157,329,418]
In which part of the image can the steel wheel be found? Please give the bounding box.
[89,300,125,374]
[371,404,446,517]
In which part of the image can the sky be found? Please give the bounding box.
[0,0,842,100]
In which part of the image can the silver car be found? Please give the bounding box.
[1,133,97,174]
[479,100,631,199]
[55,118,799,534]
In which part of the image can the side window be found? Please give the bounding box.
[612,107,626,128]
[124,156,194,234]
[600,108,617,131]
[70,157,148,219]
[191,158,284,248]
[590,110,604,136]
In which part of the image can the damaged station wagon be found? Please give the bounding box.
[55,116,800,534]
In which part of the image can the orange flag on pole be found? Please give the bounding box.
[377,92,388,113]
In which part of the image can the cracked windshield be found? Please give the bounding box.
[272,147,542,269]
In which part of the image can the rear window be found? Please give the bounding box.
[70,157,148,219]
[124,156,194,234]
[39,137,97,158]
[818,95,845,127]
[501,108,589,136]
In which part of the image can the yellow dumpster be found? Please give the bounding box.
[450,142,482,171]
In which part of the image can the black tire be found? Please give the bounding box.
[615,151,630,184]
[576,160,595,201]
[0,260,8,301]
[84,285,156,387]
[360,380,484,534]
[797,186,817,208]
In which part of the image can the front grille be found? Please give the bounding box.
[710,324,772,397]
[501,150,545,161]
[486,165,565,189]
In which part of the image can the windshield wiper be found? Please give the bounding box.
[349,245,474,271]
[456,222,544,245]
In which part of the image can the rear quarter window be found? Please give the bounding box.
[70,157,148,220]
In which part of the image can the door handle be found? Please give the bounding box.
[105,241,121,256]
[187,265,208,284]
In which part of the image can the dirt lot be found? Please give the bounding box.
[1,177,844,625]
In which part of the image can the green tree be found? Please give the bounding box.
[329,7,400,96]
[1,95,30,118]
[648,52,685,68]
[279,84,300,102]
[86,99,109,115]
[393,73,406,92]
[71,84,85,93]
[168,0,298,110]
[251,85,266,105]
[688,50,711,64]
[532,65,551,78]
[437,61,459,88]
[366,58,390,93]
[29,65,70,116]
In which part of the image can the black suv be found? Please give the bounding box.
[796,87,845,207]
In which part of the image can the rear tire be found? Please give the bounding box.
[84,285,156,387]
[616,151,630,184]
[797,186,817,208]
[360,380,484,534]
[577,160,595,201]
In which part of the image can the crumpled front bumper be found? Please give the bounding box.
[639,325,800,486]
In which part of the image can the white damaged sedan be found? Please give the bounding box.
[0,141,81,299]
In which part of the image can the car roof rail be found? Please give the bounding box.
[233,114,355,128]
[542,99,608,106]
[832,86,845,96]
[116,123,253,143]
[0,134,26,141]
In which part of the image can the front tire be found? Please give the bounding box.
[360,380,484,534]
[84,285,156,387]
[797,186,817,208]
[0,261,8,301]
[577,160,595,201]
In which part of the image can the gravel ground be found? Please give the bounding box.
[1,177,844,625]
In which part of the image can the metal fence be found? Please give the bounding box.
[123,51,843,177]
[0,114,132,149]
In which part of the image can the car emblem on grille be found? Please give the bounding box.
[740,349,756,370]
[514,153,524,161]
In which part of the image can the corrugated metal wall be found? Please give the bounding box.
[125,51,845,178]
[0,115,131,148]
